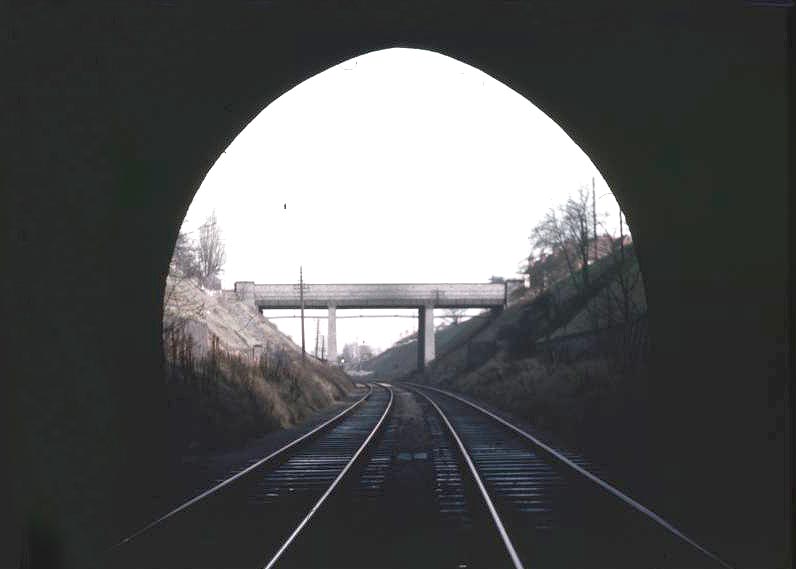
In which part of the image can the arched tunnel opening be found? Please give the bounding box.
[143,47,756,569]
[5,6,788,569]
[158,45,642,472]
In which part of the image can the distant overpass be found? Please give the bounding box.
[235,281,524,369]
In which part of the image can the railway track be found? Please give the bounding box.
[110,384,393,569]
[405,382,734,569]
[272,384,512,569]
[109,380,733,569]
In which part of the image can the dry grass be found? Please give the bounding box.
[164,331,352,452]
[444,350,653,484]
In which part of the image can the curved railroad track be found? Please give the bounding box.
[107,380,734,569]
[109,383,393,569]
[404,382,734,569]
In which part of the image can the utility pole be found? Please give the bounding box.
[299,266,306,360]
[314,318,320,358]
[592,176,597,262]
[320,335,326,362]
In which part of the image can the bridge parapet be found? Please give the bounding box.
[237,282,509,310]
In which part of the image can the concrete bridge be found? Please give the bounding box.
[235,281,524,368]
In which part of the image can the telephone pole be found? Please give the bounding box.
[300,266,306,360]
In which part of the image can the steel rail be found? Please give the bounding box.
[408,382,735,569]
[112,384,375,549]
[408,385,525,569]
[262,384,394,569]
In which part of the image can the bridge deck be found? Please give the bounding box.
[236,282,507,309]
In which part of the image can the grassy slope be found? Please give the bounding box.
[163,276,354,451]
[165,348,353,451]
[367,246,641,381]
[369,248,657,502]
[362,312,496,379]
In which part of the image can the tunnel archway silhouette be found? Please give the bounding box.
[6,6,787,569]
[167,46,638,373]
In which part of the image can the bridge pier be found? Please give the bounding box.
[417,303,435,370]
[327,304,337,364]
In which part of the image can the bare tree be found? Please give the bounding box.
[530,207,580,293]
[560,186,593,288]
[164,231,204,325]
[197,211,226,290]
[586,209,644,327]
[526,187,644,342]
[528,186,601,294]
[171,231,201,279]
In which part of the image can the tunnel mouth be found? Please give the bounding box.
[159,48,649,508]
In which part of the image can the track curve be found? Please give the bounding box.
[110,384,392,569]
[407,382,733,569]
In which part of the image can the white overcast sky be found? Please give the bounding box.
[179,48,625,353]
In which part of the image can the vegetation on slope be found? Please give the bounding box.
[163,224,354,453]
[418,246,654,499]
[362,312,495,379]
[164,328,352,451]
[368,198,652,497]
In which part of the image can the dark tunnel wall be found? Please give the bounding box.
[3,3,789,567]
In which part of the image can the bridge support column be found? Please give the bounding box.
[327,303,337,364]
[417,303,435,370]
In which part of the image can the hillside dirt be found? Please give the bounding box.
[164,275,305,357]
[162,274,355,450]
